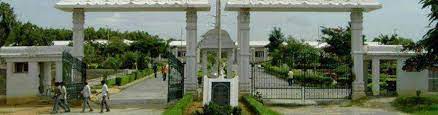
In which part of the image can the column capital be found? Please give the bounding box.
[186,9,197,30]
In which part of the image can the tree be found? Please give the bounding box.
[372,34,415,46]
[0,2,17,46]
[319,26,351,57]
[265,27,286,52]
[403,0,438,71]
[271,36,321,67]
[104,56,122,73]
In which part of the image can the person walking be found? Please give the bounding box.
[153,63,158,78]
[81,81,93,112]
[161,64,169,81]
[100,80,110,113]
[287,69,294,86]
[51,82,61,114]
[59,82,71,112]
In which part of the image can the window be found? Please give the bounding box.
[255,51,264,58]
[430,69,438,92]
[14,62,28,73]
[178,51,186,57]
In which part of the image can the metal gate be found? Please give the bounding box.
[62,51,87,101]
[251,55,352,100]
[165,52,184,102]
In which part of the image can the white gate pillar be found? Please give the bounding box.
[43,62,52,95]
[227,50,234,78]
[238,8,251,93]
[72,8,85,60]
[372,58,380,96]
[351,9,366,99]
[185,9,198,93]
[202,50,208,77]
[55,61,63,82]
[28,62,39,95]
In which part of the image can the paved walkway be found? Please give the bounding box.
[110,73,168,108]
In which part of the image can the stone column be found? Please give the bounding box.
[263,48,268,61]
[72,8,85,60]
[351,9,366,99]
[28,62,39,95]
[174,47,178,56]
[238,8,251,93]
[227,50,234,78]
[251,48,255,62]
[372,58,380,96]
[202,50,208,77]
[43,62,52,95]
[6,62,13,96]
[185,9,198,93]
[55,61,63,82]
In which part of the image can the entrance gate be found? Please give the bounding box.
[62,51,87,101]
[165,52,184,102]
[251,54,352,100]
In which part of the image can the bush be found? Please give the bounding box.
[261,63,334,86]
[163,94,193,115]
[392,96,438,113]
[243,95,279,115]
[192,102,241,115]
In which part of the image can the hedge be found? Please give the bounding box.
[243,95,280,115]
[163,94,193,115]
[392,96,438,113]
[114,69,153,86]
[261,64,334,86]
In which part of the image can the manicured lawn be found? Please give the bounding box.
[413,104,438,115]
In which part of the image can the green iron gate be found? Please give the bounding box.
[251,53,352,100]
[165,51,184,102]
[62,51,87,101]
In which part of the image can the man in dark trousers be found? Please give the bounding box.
[153,63,158,78]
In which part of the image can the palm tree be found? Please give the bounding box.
[403,0,438,71]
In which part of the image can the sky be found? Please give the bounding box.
[3,0,432,42]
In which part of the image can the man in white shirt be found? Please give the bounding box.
[100,80,110,113]
[81,81,93,112]
[59,82,71,112]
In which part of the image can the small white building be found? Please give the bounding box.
[0,46,71,104]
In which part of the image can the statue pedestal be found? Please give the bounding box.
[202,75,239,107]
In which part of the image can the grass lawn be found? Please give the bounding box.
[413,104,438,115]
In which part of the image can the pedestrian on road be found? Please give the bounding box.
[81,81,93,112]
[287,69,294,86]
[100,80,110,113]
[153,63,158,78]
[51,82,61,114]
[161,64,169,81]
[59,82,71,112]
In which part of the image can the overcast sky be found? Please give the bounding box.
[3,0,432,41]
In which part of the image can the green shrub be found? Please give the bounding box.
[392,96,438,113]
[163,94,193,115]
[193,102,241,115]
[243,95,279,115]
[261,63,333,86]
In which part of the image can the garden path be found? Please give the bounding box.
[110,73,168,108]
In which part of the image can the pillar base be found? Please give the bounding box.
[352,82,366,100]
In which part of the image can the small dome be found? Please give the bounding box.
[199,29,236,49]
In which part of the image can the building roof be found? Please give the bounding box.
[53,40,72,46]
[0,46,71,58]
[55,0,211,12]
[225,0,382,12]
[170,41,187,47]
